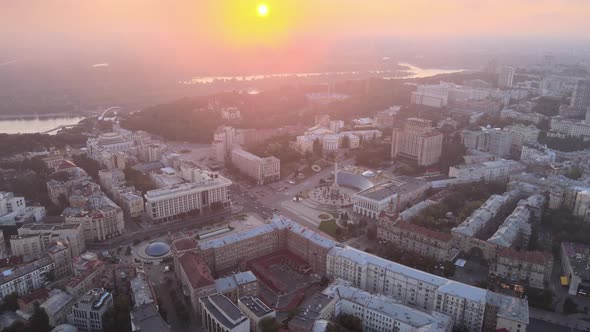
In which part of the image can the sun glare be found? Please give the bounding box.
[257,3,269,17]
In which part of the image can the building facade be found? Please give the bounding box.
[391,118,443,166]
[67,288,113,332]
[230,148,280,185]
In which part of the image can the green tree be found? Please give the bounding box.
[565,166,583,180]
[259,317,282,332]
[326,313,363,332]
[2,321,27,332]
[73,154,103,179]
[2,293,19,311]
[103,295,132,332]
[30,303,51,332]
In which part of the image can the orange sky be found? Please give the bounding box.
[1,1,589,71]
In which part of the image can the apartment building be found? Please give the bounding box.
[40,289,76,327]
[197,217,337,275]
[451,190,521,240]
[214,271,259,303]
[15,223,85,258]
[324,282,453,332]
[504,124,540,154]
[144,170,231,222]
[230,148,280,185]
[62,197,125,242]
[500,109,545,125]
[199,294,250,332]
[449,160,526,184]
[550,116,590,138]
[520,144,556,165]
[326,246,529,332]
[67,288,114,332]
[237,296,275,332]
[490,249,553,289]
[377,222,456,261]
[498,66,515,88]
[391,118,443,166]
[178,252,216,311]
[461,128,512,158]
[0,256,55,297]
[487,206,532,250]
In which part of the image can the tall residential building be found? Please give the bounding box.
[498,66,515,88]
[461,128,515,158]
[391,118,443,166]
[144,170,231,222]
[62,194,125,242]
[571,80,590,116]
[237,296,275,332]
[230,148,280,185]
[67,288,113,332]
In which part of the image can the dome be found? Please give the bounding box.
[361,170,375,177]
[145,242,171,257]
[52,325,78,332]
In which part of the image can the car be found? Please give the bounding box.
[287,180,296,185]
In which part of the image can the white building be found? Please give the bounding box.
[449,160,526,184]
[0,256,55,297]
[391,118,443,166]
[498,66,515,88]
[230,148,280,185]
[500,109,545,126]
[237,296,275,332]
[67,288,113,332]
[520,144,556,165]
[504,124,540,154]
[200,294,250,332]
[411,82,490,108]
[324,282,453,332]
[221,107,242,121]
[326,246,529,332]
[144,170,231,222]
[550,116,590,138]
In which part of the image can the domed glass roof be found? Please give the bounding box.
[145,242,171,257]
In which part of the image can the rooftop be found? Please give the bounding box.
[200,294,247,329]
[326,283,452,331]
[130,303,171,332]
[0,256,54,285]
[179,252,214,290]
[238,296,273,318]
[215,271,257,294]
[41,289,75,318]
[354,176,427,202]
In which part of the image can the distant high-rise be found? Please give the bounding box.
[570,80,590,122]
[498,66,515,88]
[391,118,443,166]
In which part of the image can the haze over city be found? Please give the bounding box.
[2,2,590,332]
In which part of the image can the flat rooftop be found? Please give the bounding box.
[238,296,273,318]
[201,294,247,329]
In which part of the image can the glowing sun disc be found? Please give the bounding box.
[257,4,269,17]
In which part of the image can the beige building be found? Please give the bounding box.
[326,246,529,332]
[490,248,553,289]
[144,170,232,222]
[237,296,275,332]
[47,243,73,280]
[63,202,124,242]
[377,222,457,261]
[391,118,443,166]
[178,252,216,311]
[230,148,280,185]
[119,192,145,218]
[449,160,526,184]
[15,223,85,258]
[214,271,259,303]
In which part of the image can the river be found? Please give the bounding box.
[0,116,85,135]
[183,62,466,84]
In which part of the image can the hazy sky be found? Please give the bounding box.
[2,0,589,72]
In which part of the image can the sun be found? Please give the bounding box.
[257,3,269,17]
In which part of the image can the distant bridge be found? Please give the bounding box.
[98,106,122,120]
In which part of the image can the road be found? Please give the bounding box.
[87,209,234,250]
